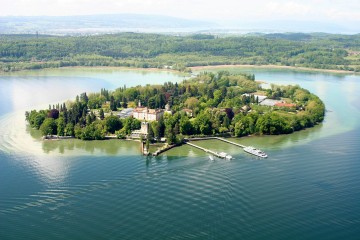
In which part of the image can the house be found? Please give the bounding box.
[241,105,251,112]
[182,108,193,117]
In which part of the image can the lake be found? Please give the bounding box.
[1,67,360,239]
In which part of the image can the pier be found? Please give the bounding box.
[186,137,267,158]
[187,137,245,148]
[185,142,229,159]
[152,137,267,158]
[214,137,246,148]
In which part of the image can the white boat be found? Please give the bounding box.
[209,155,215,161]
[218,152,227,158]
[243,146,268,158]
[218,152,233,160]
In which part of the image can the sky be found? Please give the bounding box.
[1,0,359,24]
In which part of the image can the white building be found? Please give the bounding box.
[133,107,164,121]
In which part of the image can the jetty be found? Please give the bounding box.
[185,141,232,159]
[186,137,267,158]
[186,137,245,148]
[152,137,267,158]
[214,137,246,148]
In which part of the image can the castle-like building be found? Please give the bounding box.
[132,101,165,121]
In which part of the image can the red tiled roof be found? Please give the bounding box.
[275,103,296,107]
[134,107,164,114]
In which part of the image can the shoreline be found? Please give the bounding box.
[0,64,358,76]
[0,65,188,76]
[190,64,358,74]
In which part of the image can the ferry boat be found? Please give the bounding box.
[243,146,268,158]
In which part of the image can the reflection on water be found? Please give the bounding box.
[41,138,141,156]
[25,120,142,156]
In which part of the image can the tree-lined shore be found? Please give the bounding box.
[2,32,360,73]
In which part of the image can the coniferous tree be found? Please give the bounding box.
[99,109,105,120]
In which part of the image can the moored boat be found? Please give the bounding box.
[218,152,227,158]
[243,146,268,158]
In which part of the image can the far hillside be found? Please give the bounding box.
[1,32,360,73]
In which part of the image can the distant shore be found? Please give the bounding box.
[190,64,358,74]
[1,64,357,75]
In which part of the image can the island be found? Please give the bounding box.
[25,71,325,155]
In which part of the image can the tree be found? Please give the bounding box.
[158,116,165,137]
[174,123,179,135]
[147,124,154,142]
[179,115,193,135]
[79,121,106,140]
[74,124,82,138]
[86,114,92,125]
[165,125,176,144]
[151,121,161,141]
[148,96,156,109]
[193,111,212,135]
[213,89,223,106]
[64,123,74,136]
[110,96,117,111]
[99,109,105,120]
[56,117,66,136]
[40,118,57,136]
[223,115,230,128]
[27,110,46,129]
[184,97,199,110]
[105,115,122,133]
[80,92,89,103]
[122,97,128,108]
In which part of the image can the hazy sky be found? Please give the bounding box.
[1,0,359,23]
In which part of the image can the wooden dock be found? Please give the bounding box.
[214,137,246,148]
[187,137,246,148]
[185,142,227,159]
[186,137,267,158]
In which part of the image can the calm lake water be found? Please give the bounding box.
[1,67,360,239]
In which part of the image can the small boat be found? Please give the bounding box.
[243,146,268,158]
[218,152,233,160]
[209,155,215,161]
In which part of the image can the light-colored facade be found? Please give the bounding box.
[133,107,164,121]
[131,122,149,139]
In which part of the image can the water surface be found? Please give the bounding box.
[1,67,360,239]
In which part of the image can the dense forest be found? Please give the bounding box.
[25,71,325,144]
[1,32,360,72]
